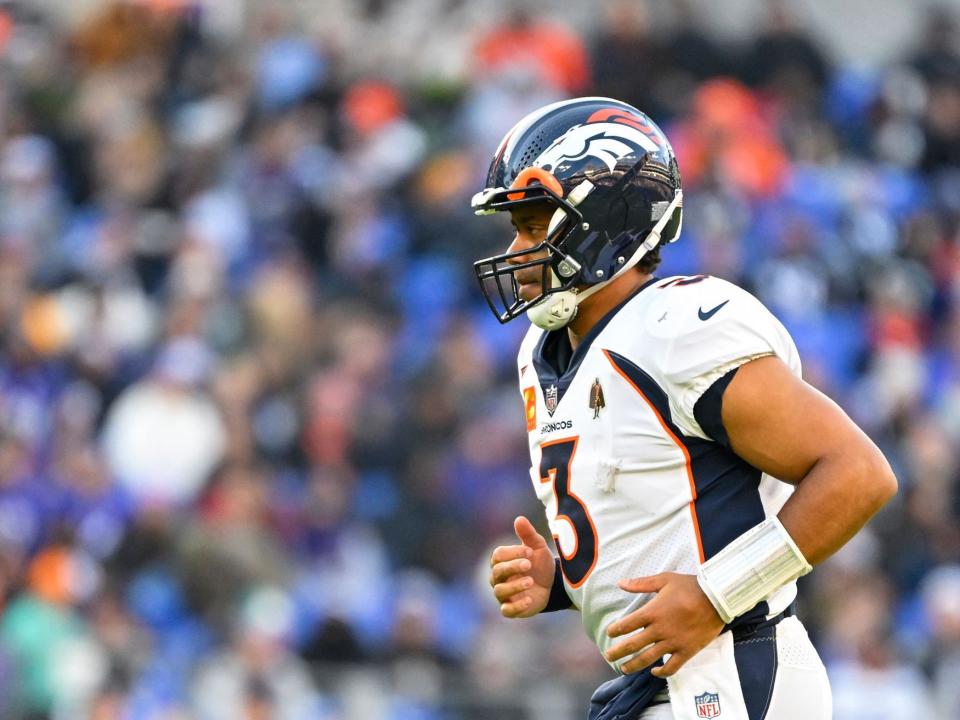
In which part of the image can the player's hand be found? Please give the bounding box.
[488,516,555,618]
[604,572,725,677]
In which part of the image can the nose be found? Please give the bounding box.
[506,231,540,265]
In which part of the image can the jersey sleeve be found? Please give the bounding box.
[652,278,801,440]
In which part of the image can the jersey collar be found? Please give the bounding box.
[532,276,660,411]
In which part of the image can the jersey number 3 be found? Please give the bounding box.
[539,437,598,588]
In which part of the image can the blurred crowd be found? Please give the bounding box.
[0,0,958,717]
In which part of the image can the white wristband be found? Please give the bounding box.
[696,517,812,624]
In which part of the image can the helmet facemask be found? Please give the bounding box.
[473,175,682,331]
[472,177,595,328]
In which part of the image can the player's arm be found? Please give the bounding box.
[720,355,897,564]
[606,355,897,676]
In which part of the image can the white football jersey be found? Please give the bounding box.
[516,275,802,669]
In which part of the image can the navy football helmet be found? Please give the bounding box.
[472,97,683,330]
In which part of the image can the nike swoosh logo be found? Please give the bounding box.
[698,300,729,321]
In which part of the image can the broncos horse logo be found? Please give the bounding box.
[534,109,666,175]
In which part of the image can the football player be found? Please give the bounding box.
[474,98,897,720]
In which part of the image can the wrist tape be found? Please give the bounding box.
[696,517,812,624]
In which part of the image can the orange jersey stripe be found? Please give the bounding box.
[602,349,706,563]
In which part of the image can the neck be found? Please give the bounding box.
[567,270,653,350]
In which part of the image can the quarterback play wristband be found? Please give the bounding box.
[696,517,812,624]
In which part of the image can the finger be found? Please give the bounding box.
[514,516,549,551]
[621,641,671,674]
[490,544,532,567]
[490,558,532,586]
[651,651,687,678]
[605,626,658,663]
[607,609,652,638]
[500,594,535,618]
[493,576,535,602]
[618,573,670,594]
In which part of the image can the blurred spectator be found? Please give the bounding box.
[590,1,667,118]
[920,566,960,718]
[908,5,960,86]
[101,337,225,507]
[741,1,831,102]
[472,5,589,95]
[0,135,64,262]
[830,630,938,719]
[671,78,790,197]
[664,0,729,85]
[191,586,324,720]
[0,541,105,717]
[177,461,291,626]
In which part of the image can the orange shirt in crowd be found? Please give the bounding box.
[473,20,590,94]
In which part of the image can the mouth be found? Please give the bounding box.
[514,270,545,299]
[517,281,541,302]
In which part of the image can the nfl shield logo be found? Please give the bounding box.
[545,384,559,415]
[695,692,721,718]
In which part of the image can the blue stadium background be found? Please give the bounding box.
[0,0,957,717]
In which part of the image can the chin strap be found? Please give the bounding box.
[526,270,580,330]
[526,189,683,331]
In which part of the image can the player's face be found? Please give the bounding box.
[507,202,554,302]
